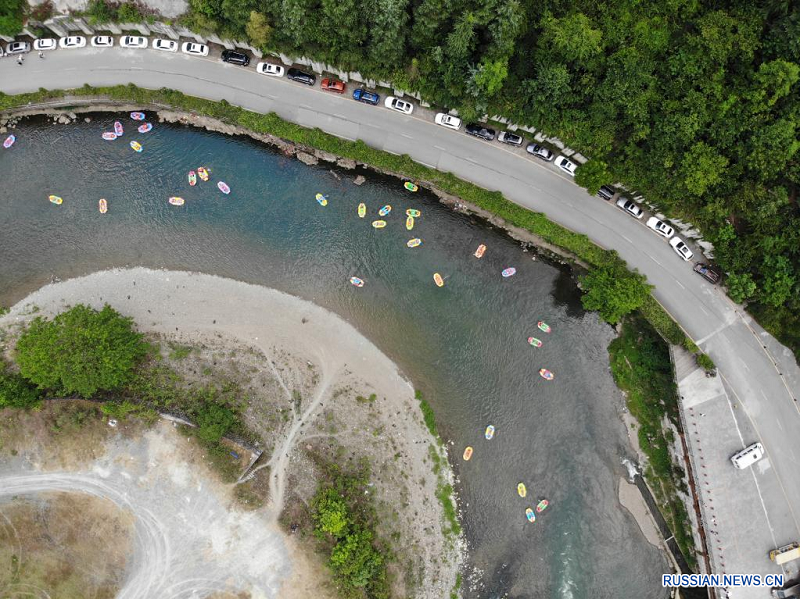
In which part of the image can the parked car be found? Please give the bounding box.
[669,236,694,261]
[385,96,414,114]
[153,38,178,52]
[5,41,30,55]
[597,185,615,200]
[91,35,114,47]
[321,78,346,93]
[526,143,554,161]
[498,131,523,146]
[221,49,250,66]
[465,123,495,141]
[730,442,764,469]
[353,88,379,105]
[34,38,57,51]
[616,197,644,219]
[287,67,315,85]
[59,36,86,49]
[257,62,284,77]
[693,263,722,284]
[121,36,148,49]
[181,42,208,56]
[646,217,674,239]
[554,155,577,176]
[434,113,462,130]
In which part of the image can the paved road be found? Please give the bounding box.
[3,45,800,562]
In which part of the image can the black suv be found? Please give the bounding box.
[287,68,316,86]
[597,185,615,200]
[693,263,722,284]
[221,49,250,66]
[465,123,496,141]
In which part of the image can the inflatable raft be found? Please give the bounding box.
[137,123,153,133]
[315,193,327,206]
[197,167,209,181]
[130,112,146,121]
[539,369,554,381]
[527,337,542,348]
[526,508,536,522]
[379,205,391,216]
[102,132,117,141]
[169,196,185,206]
[349,277,364,288]
[463,446,473,461]
[517,483,527,498]
[114,121,124,136]
[407,238,422,248]
[98,199,107,214]
[358,203,366,218]
[433,273,444,287]
[188,171,197,186]
[218,182,231,195]
[48,195,63,205]
[130,141,143,152]
[502,267,517,278]
[372,220,386,229]
[536,499,549,513]
[538,321,551,333]
[474,244,486,259]
[406,209,421,217]
[406,216,414,230]
[485,425,495,440]
[3,135,15,148]
[404,181,418,192]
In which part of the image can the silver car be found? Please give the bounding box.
[526,143,554,161]
[616,197,644,219]
[5,41,30,55]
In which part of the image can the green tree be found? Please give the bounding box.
[368,0,409,71]
[329,529,383,589]
[0,0,23,36]
[313,487,350,538]
[541,12,603,63]
[15,304,149,398]
[680,142,728,196]
[575,159,612,195]
[116,2,142,22]
[726,272,757,304]
[581,264,652,324]
[245,11,272,49]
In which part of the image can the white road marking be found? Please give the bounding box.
[776,418,784,432]
[299,104,313,110]
[333,113,347,119]
[400,133,413,139]
[434,145,446,151]
[649,256,662,266]
[418,161,436,169]
[621,235,633,244]
[675,280,685,289]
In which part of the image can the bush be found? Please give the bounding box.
[696,353,716,372]
[15,304,149,398]
[84,0,115,25]
[0,368,42,409]
[194,402,236,443]
[0,0,24,37]
[575,159,612,195]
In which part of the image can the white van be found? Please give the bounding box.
[730,442,765,469]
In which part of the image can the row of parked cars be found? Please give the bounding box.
[4,35,721,281]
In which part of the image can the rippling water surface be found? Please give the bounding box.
[0,115,669,598]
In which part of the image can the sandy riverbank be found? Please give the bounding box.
[0,267,463,598]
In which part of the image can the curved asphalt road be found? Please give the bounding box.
[2,46,800,543]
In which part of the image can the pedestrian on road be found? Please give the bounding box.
[38,51,44,59]
[16,55,23,65]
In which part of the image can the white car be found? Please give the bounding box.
[34,38,57,51]
[91,36,114,47]
[646,217,674,239]
[384,96,414,115]
[153,38,178,52]
[181,42,209,56]
[5,41,30,55]
[256,62,284,77]
[121,36,148,49]
[554,155,577,176]
[434,113,462,130]
[669,236,694,261]
[616,197,644,219]
[59,36,86,49]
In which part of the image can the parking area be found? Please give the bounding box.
[674,346,799,598]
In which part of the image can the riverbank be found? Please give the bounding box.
[0,267,463,598]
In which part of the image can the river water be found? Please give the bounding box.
[0,115,669,598]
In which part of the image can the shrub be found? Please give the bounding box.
[194,401,236,443]
[15,304,149,398]
[0,0,24,37]
[696,353,716,372]
[0,368,42,409]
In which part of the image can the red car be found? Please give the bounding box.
[321,78,346,93]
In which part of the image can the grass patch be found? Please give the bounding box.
[415,389,439,441]
[609,314,696,569]
[168,343,193,360]
[355,393,377,404]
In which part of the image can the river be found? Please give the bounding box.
[0,114,669,598]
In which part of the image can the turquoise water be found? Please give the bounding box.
[0,115,669,598]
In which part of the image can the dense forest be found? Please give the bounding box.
[182,0,800,354]
[2,0,798,356]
